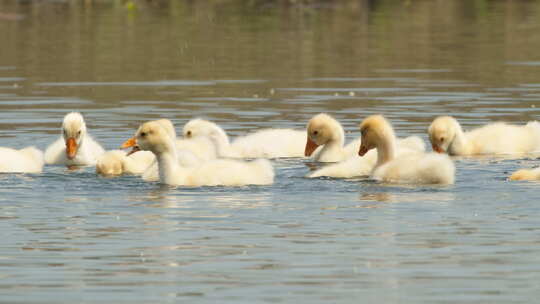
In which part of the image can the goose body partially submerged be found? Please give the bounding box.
[307,136,425,179]
[116,119,205,181]
[0,146,44,173]
[183,118,306,158]
[509,167,540,181]
[125,120,274,186]
[44,112,105,166]
[96,150,155,176]
[428,116,540,156]
[360,115,455,184]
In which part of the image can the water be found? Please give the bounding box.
[1,0,540,303]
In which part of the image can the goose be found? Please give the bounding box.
[428,116,540,156]
[359,115,455,184]
[123,120,274,186]
[307,136,426,178]
[509,167,540,181]
[97,119,198,178]
[0,146,44,173]
[182,118,306,158]
[44,112,105,166]
[96,150,155,176]
[120,119,206,181]
[305,113,361,162]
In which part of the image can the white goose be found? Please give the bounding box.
[428,116,540,156]
[304,113,360,162]
[123,120,274,186]
[0,146,44,173]
[307,136,425,179]
[44,112,105,166]
[182,118,306,158]
[118,119,206,181]
[96,150,155,176]
[509,167,540,181]
[359,115,455,184]
[97,119,200,177]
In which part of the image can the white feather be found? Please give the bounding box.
[183,118,306,158]
[360,115,455,184]
[44,112,105,166]
[0,146,44,173]
[135,120,274,186]
[429,116,540,155]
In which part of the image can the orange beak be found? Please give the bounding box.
[358,144,369,157]
[432,143,444,153]
[65,137,77,159]
[304,138,319,157]
[121,137,140,156]
[121,137,137,149]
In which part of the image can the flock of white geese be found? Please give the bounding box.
[2,111,540,186]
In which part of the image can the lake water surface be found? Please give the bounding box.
[1,1,540,303]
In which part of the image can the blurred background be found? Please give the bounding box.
[2,0,540,83]
[1,0,540,143]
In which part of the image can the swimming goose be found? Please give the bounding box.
[123,120,274,186]
[44,112,105,166]
[305,113,361,162]
[0,146,44,173]
[182,118,306,158]
[509,167,540,181]
[307,135,426,178]
[119,119,206,181]
[96,150,155,176]
[359,115,455,184]
[428,116,540,156]
[97,119,196,177]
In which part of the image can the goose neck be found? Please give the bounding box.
[319,138,344,160]
[449,123,469,155]
[153,137,182,184]
[156,150,180,184]
[375,134,397,167]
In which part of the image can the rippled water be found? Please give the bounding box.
[1,1,540,303]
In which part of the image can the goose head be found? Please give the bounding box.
[358,115,395,156]
[305,113,344,156]
[155,119,177,139]
[122,119,176,155]
[428,116,459,153]
[182,118,229,144]
[123,121,173,155]
[62,112,87,159]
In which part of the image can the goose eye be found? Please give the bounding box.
[313,130,318,136]
[77,131,81,137]
[140,132,147,137]
[186,130,192,137]
[439,136,444,142]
